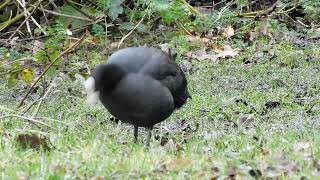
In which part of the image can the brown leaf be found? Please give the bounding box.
[91,176,105,180]
[213,45,239,58]
[259,20,270,36]
[18,176,29,180]
[188,45,239,61]
[167,158,191,171]
[227,167,237,179]
[16,133,51,151]
[248,32,258,42]
[186,35,210,43]
[223,26,234,38]
[32,40,44,55]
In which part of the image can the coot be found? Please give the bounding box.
[84,47,190,145]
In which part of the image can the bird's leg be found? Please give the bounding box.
[134,125,138,143]
[145,127,153,147]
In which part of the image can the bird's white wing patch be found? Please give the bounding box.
[84,77,99,107]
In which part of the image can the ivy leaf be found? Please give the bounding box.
[108,0,125,20]
[7,73,18,88]
[21,68,35,84]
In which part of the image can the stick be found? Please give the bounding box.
[8,0,43,40]
[0,114,53,129]
[117,14,145,48]
[32,5,93,22]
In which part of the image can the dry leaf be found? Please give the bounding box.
[16,133,51,150]
[260,20,270,36]
[214,45,239,58]
[187,45,239,61]
[223,26,234,38]
[186,35,210,43]
[91,176,105,180]
[248,32,258,42]
[167,158,191,171]
[32,40,44,55]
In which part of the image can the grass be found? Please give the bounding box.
[0,41,320,179]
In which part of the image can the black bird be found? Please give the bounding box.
[84,47,191,145]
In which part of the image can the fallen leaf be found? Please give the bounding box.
[91,176,105,180]
[227,167,237,180]
[18,176,29,180]
[214,45,239,58]
[21,68,35,83]
[186,35,210,43]
[32,40,44,55]
[167,158,191,171]
[247,32,258,42]
[223,26,234,38]
[259,20,270,36]
[153,160,167,173]
[16,133,51,151]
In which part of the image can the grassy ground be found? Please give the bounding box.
[0,41,320,179]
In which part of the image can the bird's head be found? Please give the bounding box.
[84,64,125,107]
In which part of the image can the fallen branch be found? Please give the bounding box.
[17,33,86,109]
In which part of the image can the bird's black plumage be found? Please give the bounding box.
[85,47,190,145]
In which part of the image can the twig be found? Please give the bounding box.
[0,114,54,129]
[35,117,67,125]
[178,0,203,17]
[15,0,46,36]
[17,33,86,109]
[32,79,55,117]
[117,14,145,48]
[31,5,93,22]
[8,0,43,40]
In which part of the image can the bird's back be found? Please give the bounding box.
[107,47,190,108]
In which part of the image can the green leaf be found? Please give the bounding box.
[47,67,59,77]
[34,50,47,62]
[49,50,60,61]
[21,68,35,84]
[119,22,135,30]
[7,73,18,88]
[137,23,148,33]
[108,0,125,20]
[59,5,88,28]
